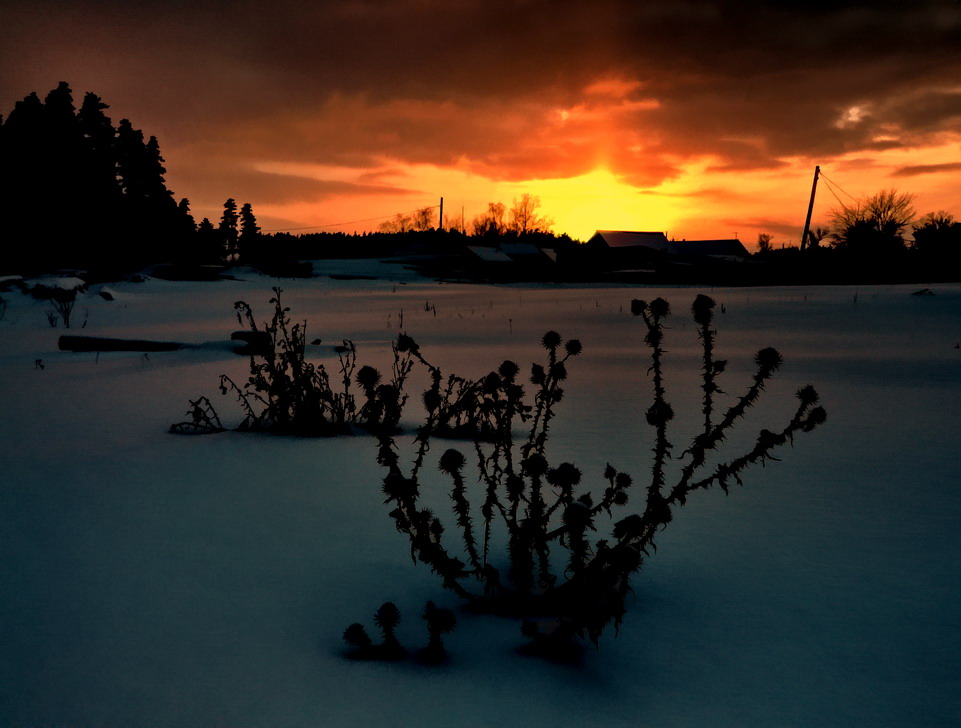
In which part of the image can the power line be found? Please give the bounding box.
[818,171,859,204]
[261,204,442,233]
[819,175,848,209]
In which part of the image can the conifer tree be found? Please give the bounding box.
[168,197,199,264]
[197,217,223,264]
[238,202,261,262]
[77,91,123,268]
[0,92,47,272]
[219,198,240,262]
[41,82,88,266]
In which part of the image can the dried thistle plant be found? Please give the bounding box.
[372,295,826,651]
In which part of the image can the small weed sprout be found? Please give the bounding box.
[372,295,826,651]
[48,289,77,328]
[419,601,457,664]
[343,600,456,663]
[343,602,407,661]
[169,396,226,434]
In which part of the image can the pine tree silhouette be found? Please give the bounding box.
[219,198,240,262]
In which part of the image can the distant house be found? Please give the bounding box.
[466,245,513,264]
[587,230,671,252]
[584,230,671,271]
[499,240,557,263]
[672,239,750,261]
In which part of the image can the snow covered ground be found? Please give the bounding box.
[1,265,959,727]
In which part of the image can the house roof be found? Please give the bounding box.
[499,241,545,257]
[672,239,750,259]
[589,230,671,251]
[466,245,513,263]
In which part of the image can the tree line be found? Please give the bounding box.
[755,189,960,281]
[0,82,262,276]
[378,194,555,237]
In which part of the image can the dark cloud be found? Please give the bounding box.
[167,158,413,210]
[3,0,960,210]
[893,161,961,177]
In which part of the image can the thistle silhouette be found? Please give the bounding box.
[343,602,407,661]
[372,296,826,651]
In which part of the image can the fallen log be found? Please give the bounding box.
[59,335,183,353]
[58,331,272,356]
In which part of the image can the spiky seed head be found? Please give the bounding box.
[797,385,819,405]
[755,347,783,374]
[343,623,372,648]
[482,371,501,393]
[356,365,381,389]
[523,454,549,477]
[613,490,629,506]
[374,602,401,631]
[565,339,583,356]
[645,400,675,426]
[614,472,632,489]
[802,406,827,432]
[382,472,408,500]
[649,298,671,318]
[630,299,647,316]
[692,294,716,325]
[613,514,644,541]
[424,602,457,633]
[530,363,546,385]
[757,429,779,449]
[547,462,581,488]
[395,333,418,353]
[550,362,567,381]
[498,359,520,380]
[438,448,465,474]
[542,331,562,349]
[607,543,643,573]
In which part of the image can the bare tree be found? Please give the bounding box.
[379,207,435,233]
[470,202,507,237]
[831,189,916,237]
[507,193,553,234]
[756,232,773,254]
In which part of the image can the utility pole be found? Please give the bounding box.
[439,197,444,231]
[801,165,820,251]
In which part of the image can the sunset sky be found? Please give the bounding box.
[2,0,960,248]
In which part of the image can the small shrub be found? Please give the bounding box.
[372,295,826,650]
[172,288,410,436]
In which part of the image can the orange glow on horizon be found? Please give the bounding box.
[246,135,961,252]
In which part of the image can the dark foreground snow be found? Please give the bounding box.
[1,269,959,727]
